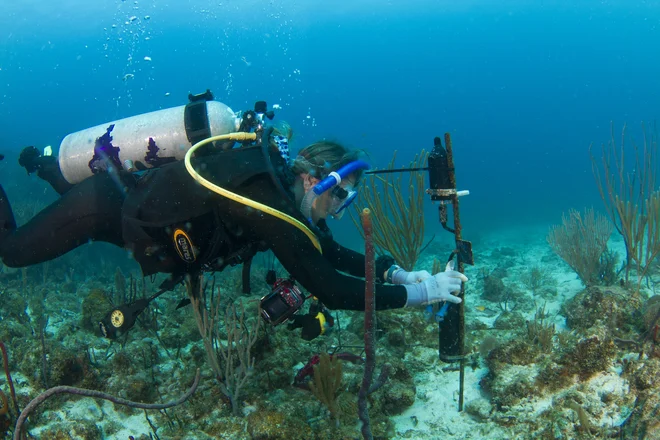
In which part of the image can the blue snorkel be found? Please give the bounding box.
[300,160,370,222]
[312,160,371,195]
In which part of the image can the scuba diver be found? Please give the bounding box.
[0,92,467,338]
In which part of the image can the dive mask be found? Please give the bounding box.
[300,160,370,222]
[330,185,357,219]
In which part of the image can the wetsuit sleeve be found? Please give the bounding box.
[37,156,75,195]
[323,241,397,283]
[317,222,394,283]
[258,217,408,311]
[321,239,365,277]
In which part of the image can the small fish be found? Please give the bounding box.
[144,56,152,61]
[475,305,498,317]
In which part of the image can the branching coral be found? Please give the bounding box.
[520,266,556,298]
[591,123,660,291]
[526,304,555,353]
[187,274,262,416]
[218,301,262,416]
[351,151,429,271]
[309,352,344,420]
[547,208,613,286]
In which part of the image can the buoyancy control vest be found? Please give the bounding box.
[121,143,297,277]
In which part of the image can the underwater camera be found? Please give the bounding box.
[260,274,307,326]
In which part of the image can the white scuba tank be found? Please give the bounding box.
[58,100,239,184]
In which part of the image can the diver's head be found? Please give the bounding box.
[291,141,368,224]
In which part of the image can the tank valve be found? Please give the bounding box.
[123,159,135,172]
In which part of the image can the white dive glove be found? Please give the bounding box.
[390,266,432,285]
[403,264,468,307]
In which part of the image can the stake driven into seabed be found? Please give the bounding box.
[364,133,473,411]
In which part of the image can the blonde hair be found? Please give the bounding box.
[291,141,365,183]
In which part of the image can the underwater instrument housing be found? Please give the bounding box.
[427,134,473,412]
[364,133,473,411]
[57,90,242,184]
[427,136,472,363]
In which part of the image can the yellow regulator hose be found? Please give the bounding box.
[184,133,322,253]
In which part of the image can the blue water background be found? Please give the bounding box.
[0,0,659,252]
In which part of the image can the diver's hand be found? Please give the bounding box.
[18,146,42,174]
[391,268,432,284]
[403,267,468,306]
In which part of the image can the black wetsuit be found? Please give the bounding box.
[0,146,407,311]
